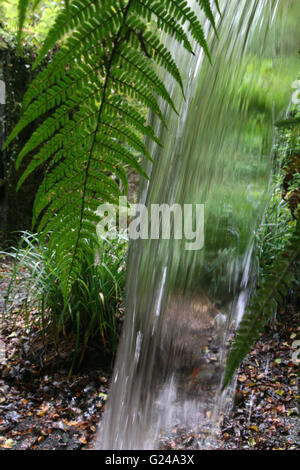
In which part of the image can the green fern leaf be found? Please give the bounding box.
[7,0,218,298]
[223,216,300,389]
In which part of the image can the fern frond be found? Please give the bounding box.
[34,0,123,68]
[223,215,300,389]
[196,0,218,32]
[7,0,218,298]
[17,0,30,46]
[213,0,221,16]
[22,13,123,109]
[119,46,177,113]
[134,2,194,53]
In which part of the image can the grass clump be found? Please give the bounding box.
[1,230,128,372]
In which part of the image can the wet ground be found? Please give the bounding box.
[0,259,110,450]
[0,259,299,450]
[158,306,300,450]
[220,306,300,450]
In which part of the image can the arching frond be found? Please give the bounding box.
[6,0,219,298]
[223,215,300,389]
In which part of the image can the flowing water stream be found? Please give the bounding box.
[96,0,300,450]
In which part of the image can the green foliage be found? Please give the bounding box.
[1,230,127,368]
[17,0,31,45]
[0,0,62,45]
[4,0,219,299]
[223,216,300,389]
[240,57,299,120]
[223,109,300,390]
[276,116,300,128]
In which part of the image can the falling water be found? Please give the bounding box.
[96,0,300,449]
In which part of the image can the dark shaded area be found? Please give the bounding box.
[0,260,111,450]
[0,38,53,246]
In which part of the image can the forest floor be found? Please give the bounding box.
[0,259,299,451]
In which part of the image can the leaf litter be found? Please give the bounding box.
[0,260,299,450]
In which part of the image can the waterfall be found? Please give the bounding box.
[96,0,299,450]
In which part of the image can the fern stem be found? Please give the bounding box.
[66,1,134,295]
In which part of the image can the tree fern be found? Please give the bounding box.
[223,212,300,389]
[4,0,219,298]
